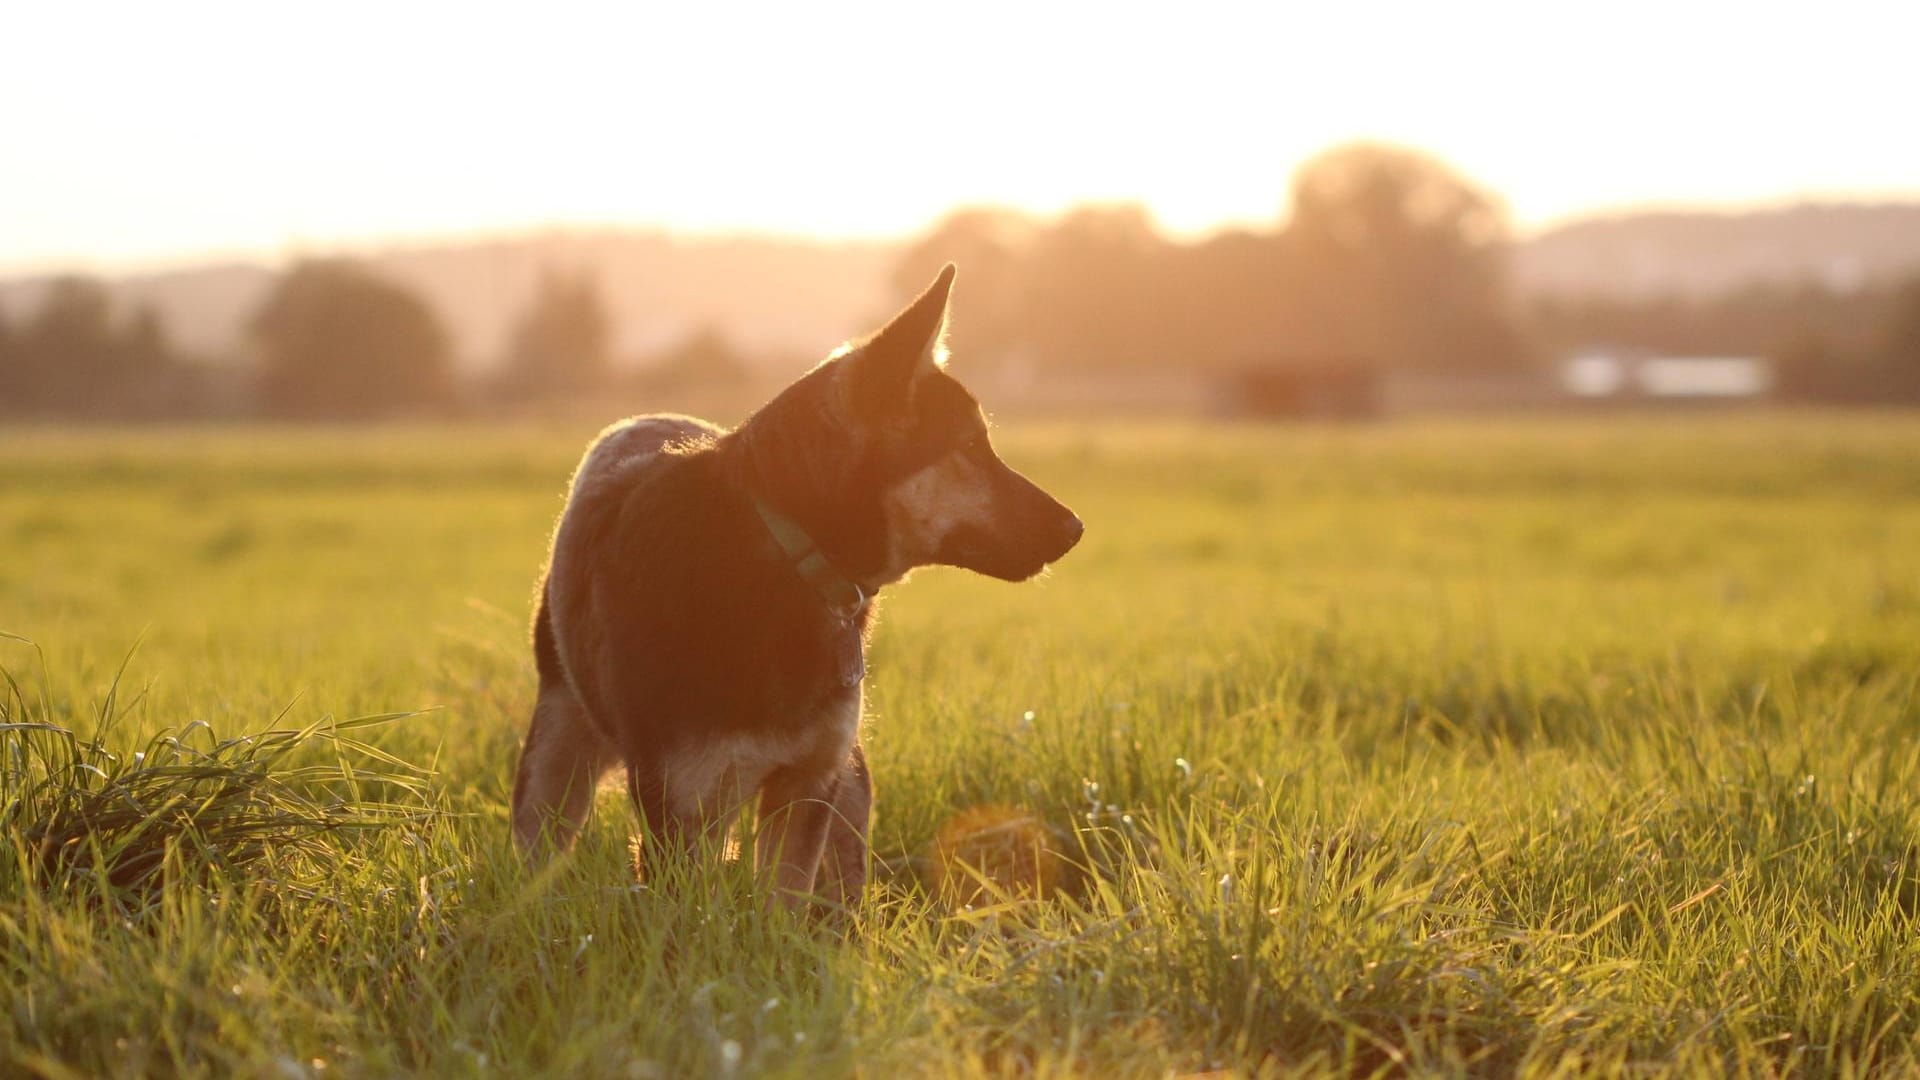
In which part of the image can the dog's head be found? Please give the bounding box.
[854,266,1083,583]
[744,265,1083,586]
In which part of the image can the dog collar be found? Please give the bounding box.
[751,498,869,621]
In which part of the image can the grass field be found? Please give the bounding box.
[4,414,1919,1077]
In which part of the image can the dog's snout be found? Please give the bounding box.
[1044,508,1084,563]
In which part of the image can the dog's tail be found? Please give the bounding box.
[532,579,564,684]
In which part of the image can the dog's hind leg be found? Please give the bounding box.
[511,682,618,862]
[511,590,617,861]
[813,742,873,911]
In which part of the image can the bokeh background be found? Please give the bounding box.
[3,0,1918,422]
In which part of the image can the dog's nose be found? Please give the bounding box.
[1061,513,1085,549]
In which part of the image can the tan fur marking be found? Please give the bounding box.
[878,452,999,576]
[658,695,860,820]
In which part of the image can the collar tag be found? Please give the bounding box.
[838,631,867,688]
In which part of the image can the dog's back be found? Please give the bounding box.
[564,414,721,506]
[531,413,720,688]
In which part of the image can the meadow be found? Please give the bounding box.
[3,414,1919,1078]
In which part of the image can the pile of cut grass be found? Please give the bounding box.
[1,634,431,912]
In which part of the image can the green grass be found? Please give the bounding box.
[3,413,1919,1077]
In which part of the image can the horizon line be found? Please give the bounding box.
[6,189,1920,281]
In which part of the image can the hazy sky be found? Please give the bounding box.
[4,0,1916,272]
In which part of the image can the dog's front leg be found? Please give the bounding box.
[815,743,872,910]
[755,765,840,911]
[627,760,700,882]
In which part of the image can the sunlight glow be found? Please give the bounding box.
[2,0,1916,271]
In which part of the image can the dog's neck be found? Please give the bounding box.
[716,412,875,690]
[749,495,871,622]
[721,367,895,595]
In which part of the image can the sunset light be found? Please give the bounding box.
[7,4,1920,1073]
[5,0,1916,271]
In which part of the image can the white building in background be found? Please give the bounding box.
[1562,351,1773,402]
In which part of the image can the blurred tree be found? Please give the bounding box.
[1285,143,1524,370]
[501,267,612,397]
[0,304,14,406]
[119,304,174,374]
[0,281,192,419]
[889,207,1040,366]
[1528,281,1896,361]
[886,148,1530,379]
[12,277,123,415]
[1021,205,1174,368]
[251,260,454,419]
[1165,229,1296,365]
[1882,277,1920,372]
[642,324,750,390]
[891,205,1207,372]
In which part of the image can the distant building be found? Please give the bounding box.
[1216,360,1382,419]
[1562,351,1773,403]
[1377,370,1565,414]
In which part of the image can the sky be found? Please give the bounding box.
[3,0,1916,273]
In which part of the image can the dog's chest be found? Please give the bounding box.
[659,693,860,818]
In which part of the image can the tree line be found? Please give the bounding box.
[0,278,187,420]
[4,142,1919,421]
[889,144,1525,377]
[886,144,1920,398]
[0,258,732,421]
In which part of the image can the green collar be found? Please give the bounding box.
[752,498,869,620]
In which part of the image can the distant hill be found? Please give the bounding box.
[6,203,1920,369]
[0,230,902,373]
[1515,202,1920,299]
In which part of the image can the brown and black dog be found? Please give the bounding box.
[510,265,1083,910]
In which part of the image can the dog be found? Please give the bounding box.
[509,265,1084,910]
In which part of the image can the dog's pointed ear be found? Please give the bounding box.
[845,264,955,412]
